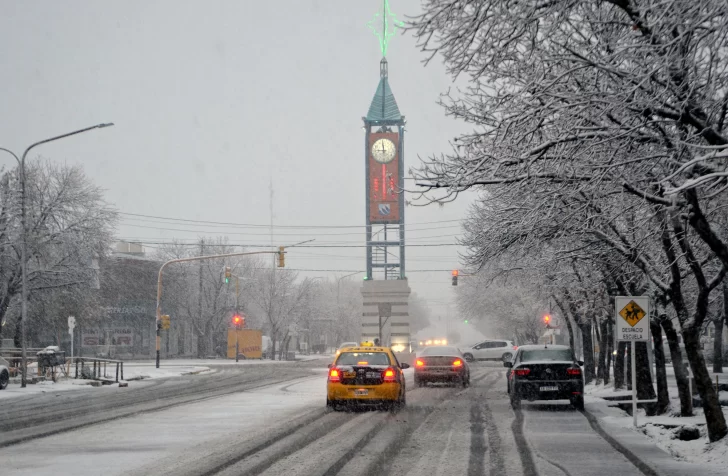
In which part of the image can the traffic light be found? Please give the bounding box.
[224,266,232,284]
[232,314,244,329]
[464,319,469,324]
[543,314,551,327]
[161,314,171,330]
[278,246,285,268]
[451,269,459,286]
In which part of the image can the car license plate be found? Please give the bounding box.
[540,386,558,392]
[366,372,379,379]
[354,389,368,396]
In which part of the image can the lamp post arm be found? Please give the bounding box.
[0,148,21,165]
[20,123,114,165]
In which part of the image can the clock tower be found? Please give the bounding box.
[361,57,411,354]
[363,57,406,281]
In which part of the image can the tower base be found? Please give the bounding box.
[361,279,412,363]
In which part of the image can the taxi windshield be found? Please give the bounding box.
[336,352,391,366]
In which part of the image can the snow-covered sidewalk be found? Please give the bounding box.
[0,354,333,401]
[0,362,212,401]
[584,379,728,473]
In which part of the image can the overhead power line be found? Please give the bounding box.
[120,222,462,239]
[117,211,463,229]
[115,241,461,248]
[120,217,461,234]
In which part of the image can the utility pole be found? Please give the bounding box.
[270,178,275,268]
[197,238,204,357]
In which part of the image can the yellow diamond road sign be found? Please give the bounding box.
[619,301,646,327]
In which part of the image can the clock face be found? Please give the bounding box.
[371,138,396,164]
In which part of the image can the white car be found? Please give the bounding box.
[0,356,10,390]
[335,341,359,356]
[462,340,517,362]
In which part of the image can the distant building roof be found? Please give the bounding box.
[114,241,145,255]
[366,58,403,122]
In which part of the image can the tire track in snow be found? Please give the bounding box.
[467,369,506,476]
[482,371,506,476]
[512,409,540,476]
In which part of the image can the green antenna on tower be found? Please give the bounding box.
[367,0,404,57]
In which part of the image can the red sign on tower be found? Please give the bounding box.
[368,132,400,223]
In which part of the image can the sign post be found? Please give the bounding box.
[614,296,654,427]
[67,316,76,361]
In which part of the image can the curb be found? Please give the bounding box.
[581,408,661,476]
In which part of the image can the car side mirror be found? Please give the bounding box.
[327,363,332,369]
[577,360,584,366]
[400,363,410,369]
[503,361,513,368]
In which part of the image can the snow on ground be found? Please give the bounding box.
[139,352,333,367]
[120,362,212,380]
[1,375,329,476]
[0,377,103,400]
[0,362,212,401]
[0,354,334,401]
[584,381,632,398]
[600,403,728,467]
[2,365,411,476]
[585,374,728,468]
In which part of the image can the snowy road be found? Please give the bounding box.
[0,362,720,475]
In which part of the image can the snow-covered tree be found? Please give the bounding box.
[0,160,116,345]
[409,0,728,440]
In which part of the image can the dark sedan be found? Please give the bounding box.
[414,345,470,387]
[505,344,584,410]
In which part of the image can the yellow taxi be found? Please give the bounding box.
[326,342,409,411]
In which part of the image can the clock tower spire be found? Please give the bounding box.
[360,0,410,355]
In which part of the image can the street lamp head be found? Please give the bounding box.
[97,123,115,129]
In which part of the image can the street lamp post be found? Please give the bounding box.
[0,122,113,388]
[155,249,285,368]
[336,271,361,303]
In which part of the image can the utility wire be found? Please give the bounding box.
[118,211,463,229]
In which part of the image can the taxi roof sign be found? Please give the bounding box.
[340,346,387,353]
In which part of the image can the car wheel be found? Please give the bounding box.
[391,390,406,412]
[414,376,425,388]
[501,352,513,362]
[463,353,474,362]
[0,370,8,390]
[571,395,585,411]
[510,395,521,410]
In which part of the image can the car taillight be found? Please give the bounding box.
[453,359,462,367]
[514,368,530,376]
[513,346,518,350]
[567,368,581,376]
[383,368,396,382]
[416,359,425,367]
[329,368,341,382]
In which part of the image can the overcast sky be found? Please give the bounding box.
[0,1,474,322]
